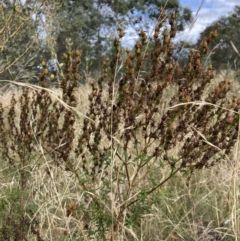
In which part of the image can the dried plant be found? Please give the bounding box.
[0,8,239,241]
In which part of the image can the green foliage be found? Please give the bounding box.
[51,0,192,75]
[0,1,43,81]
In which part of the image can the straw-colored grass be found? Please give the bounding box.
[0,73,239,240]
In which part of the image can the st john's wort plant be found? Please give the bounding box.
[0,7,239,241]
[69,9,240,240]
[0,40,81,240]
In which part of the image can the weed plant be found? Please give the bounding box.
[0,8,239,241]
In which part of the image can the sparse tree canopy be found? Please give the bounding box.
[0,0,192,81]
[50,0,192,74]
[197,6,240,71]
[0,1,44,80]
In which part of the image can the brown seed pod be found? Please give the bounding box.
[76,57,81,64]
[41,60,47,67]
[63,53,68,59]
[114,37,119,46]
[75,73,80,80]
[215,87,221,95]
[195,58,201,66]
[119,30,125,38]
[75,50,81,56]
[129,67,135,75]
[227,111,234,118]
[167,74,173,82]
[195,51,201,58]
[226,116,234,124]
[154,31,159,38]
[162,28,168,36]
[43,68,49,75]
[136,48,141,54]
[211,30,218,37]
[170,30,176,38]
[201,39,208,48]
[167,63,173,70]
[125,58,133,68]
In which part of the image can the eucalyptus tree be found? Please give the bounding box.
[47,0,192,75]
[0,0,43,81]
[197,6,240,71]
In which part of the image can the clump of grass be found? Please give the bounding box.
[0,7,239,241]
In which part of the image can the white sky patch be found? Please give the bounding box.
[122,0,239,48]
[179,0,238,43]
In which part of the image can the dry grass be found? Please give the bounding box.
[0,78,239,240]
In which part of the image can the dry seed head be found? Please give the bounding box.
[75,73,80,80]
[129,68,135,75]
[164,36,170,44]
[161,45,167,53]
[225,78,231,84]
[38,72,43,79]
[211,30,218,37]
[226,116,234,124]
[171,23,177,31]
[155,25,160,32]
[135,41,141,49]
[93,83,98,90]
[162,28,168,36]
[119,30,125,38]
[169,16,174,25]
[114,37,120,46]
[167,74,173,82]
[154,31,159,38]
[227,111,234,118]
[75,50,81,56]
[201,39,208,48]
[210,72,216,79]
[125,58,133,67]
[208,64,213,70]
[136,48,141,54]
[76,57,81,64]
[128,52,135,59]
[167,63,173,70]
[43,68,49,75]
[88,94,93,101]
[195,58,201,66]
[170,30,176,38]
[117,25,123,31]
[195,51,201,58]
[171,12,176,20]
[41,60,47,67]
[139,30,145,37]
[142,35,147,42]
